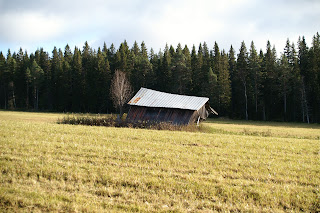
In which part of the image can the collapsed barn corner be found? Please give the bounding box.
[126,87,218,126]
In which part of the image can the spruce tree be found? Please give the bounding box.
[132,41,140,57]
[132,42,152,91]
[283,40,301,121]
[191,44,203,96]
[149,48,159,89]
[153,49,163,91]
[30,60,44,111]
[278,53,291,121]
[25,67,31,109]
[56,48,67,111]
[115,43,127,73]
[107,43,116,72]
[262,41,278,120]
[171,43,191,94]
[14,48,27,108]
[39,48,51,109]
[202,42,211,75]
[102,42,108,55]
[236,41,249,120]
[159,44,172,92]
[115,41,133,78]
[169,45,176,58]
[182,45,192,94]
[212,42,220,74]
[207,67,217,108]
[141,41,153,88]
[63,44,73,111]
[83,42,97,112]
[308,32,320,122]
[0,52,8,109]
[217,50,231,115]
[228,45,237,118]
[211,42,221,108]
[190,45,198,95]
[72,47,83,112]
[298,36,310,122]
[6,50,17,109]
[248,41,262,119]
[96,47,111,112]
[51,47,63,111]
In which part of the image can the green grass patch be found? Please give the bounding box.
[0,111,319,212]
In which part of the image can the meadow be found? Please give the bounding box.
[0,110,319,212]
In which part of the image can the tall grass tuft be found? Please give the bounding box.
[58,114,117,127]
[57,114,203,132]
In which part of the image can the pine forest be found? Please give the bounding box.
[0,33,319,123]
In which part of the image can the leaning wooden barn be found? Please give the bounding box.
[126,88,218,125]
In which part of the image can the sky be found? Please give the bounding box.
[0,0,319,56]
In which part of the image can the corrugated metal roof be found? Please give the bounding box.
[128,87,209,111]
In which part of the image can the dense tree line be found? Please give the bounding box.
[0,33,319,123]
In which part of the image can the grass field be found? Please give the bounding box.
[0,111,319,212]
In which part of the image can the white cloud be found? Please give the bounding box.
[0,12,65,42]
[0,0,319,54]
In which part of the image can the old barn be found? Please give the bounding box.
[127,88,218,125]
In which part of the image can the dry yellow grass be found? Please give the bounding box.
[204,119,320,140]
[0,111,319,212]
